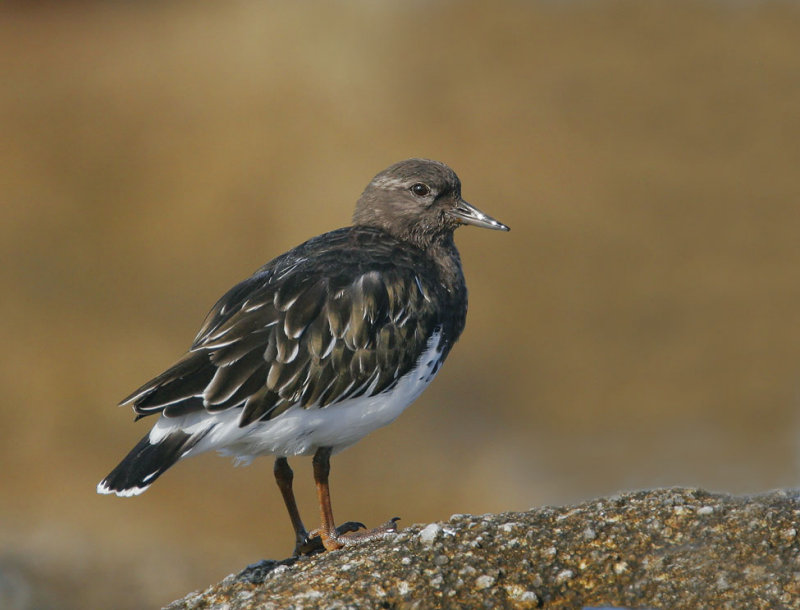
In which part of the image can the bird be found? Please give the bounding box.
[98,158,509,553]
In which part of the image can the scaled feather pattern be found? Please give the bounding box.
[122,227,457,429]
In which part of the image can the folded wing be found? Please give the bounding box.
[121,253,441,429]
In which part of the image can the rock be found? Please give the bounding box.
[165,488,800,609]
[418,523,442,547]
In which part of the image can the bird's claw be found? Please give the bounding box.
[336,520,367,535]
[294,521,367,555]
[293,518,400,555]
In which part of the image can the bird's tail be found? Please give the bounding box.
[97,431,199,497]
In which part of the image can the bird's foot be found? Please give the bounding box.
[294,520,367,555]
[318,517,401,551]
[300,517,401,553]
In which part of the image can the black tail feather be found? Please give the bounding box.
[97,431,196,496]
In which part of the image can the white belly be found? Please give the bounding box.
[149,330,443,463]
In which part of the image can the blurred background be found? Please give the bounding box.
[2,0,800,607]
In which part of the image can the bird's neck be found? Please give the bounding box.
[426,233,465,294]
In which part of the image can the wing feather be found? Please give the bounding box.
[123,228,446,428]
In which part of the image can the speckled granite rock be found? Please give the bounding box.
[165,488,800,609]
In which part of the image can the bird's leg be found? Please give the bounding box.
[312,446,344,551]
[309,446,399,551]
[273,457,311,555]
[275,452,365,556]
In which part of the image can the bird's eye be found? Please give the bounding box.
[410,183,431,197]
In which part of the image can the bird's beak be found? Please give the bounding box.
[449,199,510,232]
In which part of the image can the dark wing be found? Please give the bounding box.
[121,244,443,428]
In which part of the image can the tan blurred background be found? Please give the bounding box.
[2,1,800,607]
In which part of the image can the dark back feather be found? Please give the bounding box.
[121,227,467,427]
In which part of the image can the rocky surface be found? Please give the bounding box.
[166,488,800,609]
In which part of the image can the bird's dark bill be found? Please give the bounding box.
[449,200,509,231]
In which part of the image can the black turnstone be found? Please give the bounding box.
[98,158,509,553]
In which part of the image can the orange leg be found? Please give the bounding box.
[312,447,343,551]
[310,446,399,552]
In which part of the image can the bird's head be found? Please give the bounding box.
[353,158,509,248]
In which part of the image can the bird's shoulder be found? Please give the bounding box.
[192,226,446,346]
